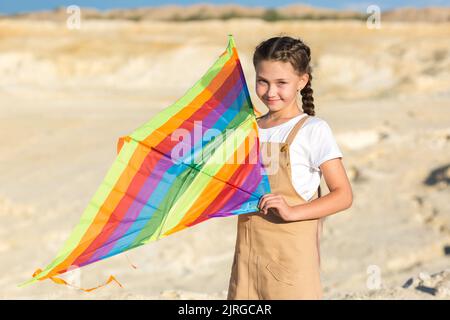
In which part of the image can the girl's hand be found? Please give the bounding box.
[258,193,297,222]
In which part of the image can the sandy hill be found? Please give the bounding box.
[2,4,450,22]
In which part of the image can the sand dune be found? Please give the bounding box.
[5,5,450,23]
[0,19,449,99]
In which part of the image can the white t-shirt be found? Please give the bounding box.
[258,113,343,201]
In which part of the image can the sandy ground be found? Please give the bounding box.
[0,18,449,299]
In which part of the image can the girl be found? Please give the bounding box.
[227,36,353,300]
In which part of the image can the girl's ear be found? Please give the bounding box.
[302,73,309,84]
[297,73,309,91]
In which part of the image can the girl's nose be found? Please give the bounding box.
[267,85,277,97]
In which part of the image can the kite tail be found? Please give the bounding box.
[18,268,123,292]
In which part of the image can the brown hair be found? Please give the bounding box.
[253,36,315,116]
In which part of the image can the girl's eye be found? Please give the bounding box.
[258,80,287,84]
[256,80,287,85]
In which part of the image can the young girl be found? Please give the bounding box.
[227,36,353,300]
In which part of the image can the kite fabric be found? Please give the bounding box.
[20,34,270,288]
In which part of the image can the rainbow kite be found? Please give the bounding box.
[21,34,270,289]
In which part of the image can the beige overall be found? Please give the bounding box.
[227,115,323,300]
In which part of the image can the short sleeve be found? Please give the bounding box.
[310,121,343,169]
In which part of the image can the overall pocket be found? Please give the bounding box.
[257,256,297,299]
[265,260,294,286]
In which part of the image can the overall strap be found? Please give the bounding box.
[285,114,310,146]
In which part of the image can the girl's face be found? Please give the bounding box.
[255,60,308,113]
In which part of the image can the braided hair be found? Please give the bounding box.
[253,36,315,116]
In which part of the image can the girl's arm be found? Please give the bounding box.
[291,158,353,221]
[258,158,353,222]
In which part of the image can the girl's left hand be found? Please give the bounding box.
[258,193,296,222]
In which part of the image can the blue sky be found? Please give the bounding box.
[0,0,449,14]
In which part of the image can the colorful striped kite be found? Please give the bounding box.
[20,34,270,289]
